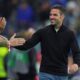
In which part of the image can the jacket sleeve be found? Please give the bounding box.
[14,30,41,50]
[70,32,80,67]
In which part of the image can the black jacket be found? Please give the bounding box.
[15,25,80,76]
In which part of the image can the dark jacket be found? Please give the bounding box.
[15,25,80,76]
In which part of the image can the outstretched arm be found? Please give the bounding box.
[9,29,41,50]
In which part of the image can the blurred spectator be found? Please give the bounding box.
[0,36,9,80]
[0,0,18,19]
[37,0,50,25]
[15,1,36,32]
[49,0,67,7]
[2,1,36,38]
[1,11,17,38]
[8,28,41,80]
[0,47,9,80]
[64,1,80,33]
[8,47,37,80]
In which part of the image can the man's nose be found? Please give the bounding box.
[50,16,55,19]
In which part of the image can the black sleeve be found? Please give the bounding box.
[14,30,41,50]
[70,32,80,66]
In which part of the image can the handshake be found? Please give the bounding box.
[0,17,26,47]
[0,17,24,47]
[0,17,35,47]
[0,34,26,47]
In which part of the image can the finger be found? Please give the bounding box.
[14,38,26,42]
[18,38,26,42]
[10,33,16,40]
[14,44,24,46]
[0,35,6,39]
[68,65,74,74]
[68,67,78,74]
[19,40,26,44]
[0,35,8,41]
[17,43,25,45]
[9,38,26,46]
[12,42,25,46]
[16,39,26,44]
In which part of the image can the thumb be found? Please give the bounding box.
[10,33,16,40]
[0,35,8,41]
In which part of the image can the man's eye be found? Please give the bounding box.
[50,14,58,16]
[53,14,58,16]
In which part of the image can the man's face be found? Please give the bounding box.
[49,9,64,26]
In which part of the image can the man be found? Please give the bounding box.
[0,17,25,47]
[0,17,25,80]
[0,17,8,80]
[9,5,80,80]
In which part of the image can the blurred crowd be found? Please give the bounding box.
[0,0,80,80]
[0,0,80,37]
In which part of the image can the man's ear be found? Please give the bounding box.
[61,14,65,20]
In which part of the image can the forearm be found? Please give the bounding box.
[14,39,38,50]
[14,32,40,50]
[10,29,41,50]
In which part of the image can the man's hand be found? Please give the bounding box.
[68,64,79,74]
[9,33,26,46]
